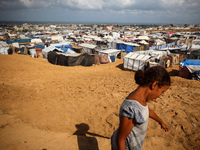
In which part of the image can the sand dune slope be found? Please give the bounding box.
[0,54,199,150]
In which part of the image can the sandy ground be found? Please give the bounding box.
[0,53,200,150]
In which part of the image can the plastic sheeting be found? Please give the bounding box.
[186,65,200,73]
[116,43,135,53]
[149,42,175,50]
[180,59,200,67]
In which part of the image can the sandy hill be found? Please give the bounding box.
[0,54,199,150]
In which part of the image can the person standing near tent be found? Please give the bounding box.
[111,66,171,150]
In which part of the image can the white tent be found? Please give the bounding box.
[123,52,151,71]
[99,49,121,57]
[0,47,9,55]
[139,40,149,45]
[51,35,64,41]
[141,50,167,59]
[112,32,120,39]
[191,39,200,50]
[0,41,9,55]
[138,36,150,40]
[155,39,166,46]
[31,39,43,44]
[99,49,121,62]
[123,42,141,47]
[12,42,20,48]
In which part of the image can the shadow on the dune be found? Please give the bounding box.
[116,63,124,70]
[73,123,110,150]
[169,69,179,76]
[116,63,133,72]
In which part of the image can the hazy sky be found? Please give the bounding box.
[0,0,199,24]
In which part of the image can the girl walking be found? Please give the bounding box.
[111,66,171,150]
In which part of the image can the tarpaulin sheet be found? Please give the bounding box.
[180,59,200,67]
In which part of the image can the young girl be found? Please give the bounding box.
[111,66,171,150]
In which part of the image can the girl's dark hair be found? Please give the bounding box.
[135,66,171,87]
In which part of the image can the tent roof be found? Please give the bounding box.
[78,43,97,49]
[138,36,150,40]
[99,49,121,56]
[139,40,149,45]
[123,42,141,47]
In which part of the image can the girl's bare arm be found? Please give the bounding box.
[117,116,135,150]
[149,108,169,132]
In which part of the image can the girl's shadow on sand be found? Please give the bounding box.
[73,123,109,150]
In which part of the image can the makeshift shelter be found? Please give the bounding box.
[138,36,150,41]
[155,39,166,46]
[51,35,64,42]
[12,42,19,48]
[190,39,200,50]
[0,47,10,55]
[47,51,94,67]
[116,42,140,53]
[42,42,71,59]
[139,40,149,50]
[0,41,10,55]
[98,49,121,62]
[179,59,200,79]
[29,49,37,57]
[78,43,97,54]
[35,45,45,49]
[55,44,72,53]
[31,39,43,44]
[123,52,151,71]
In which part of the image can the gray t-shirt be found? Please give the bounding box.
[111,100,149,150]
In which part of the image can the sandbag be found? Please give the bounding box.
[93,55,100,65]
[100,54,110,64]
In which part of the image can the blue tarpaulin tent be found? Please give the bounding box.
[18,39,31,43]
[56,45,73,53]
[180,59,200,67]
[4,39,31,44]
[35,45,45,49]
[116,43,134,53]
[4,40,18,44]
[125,45,134,53]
